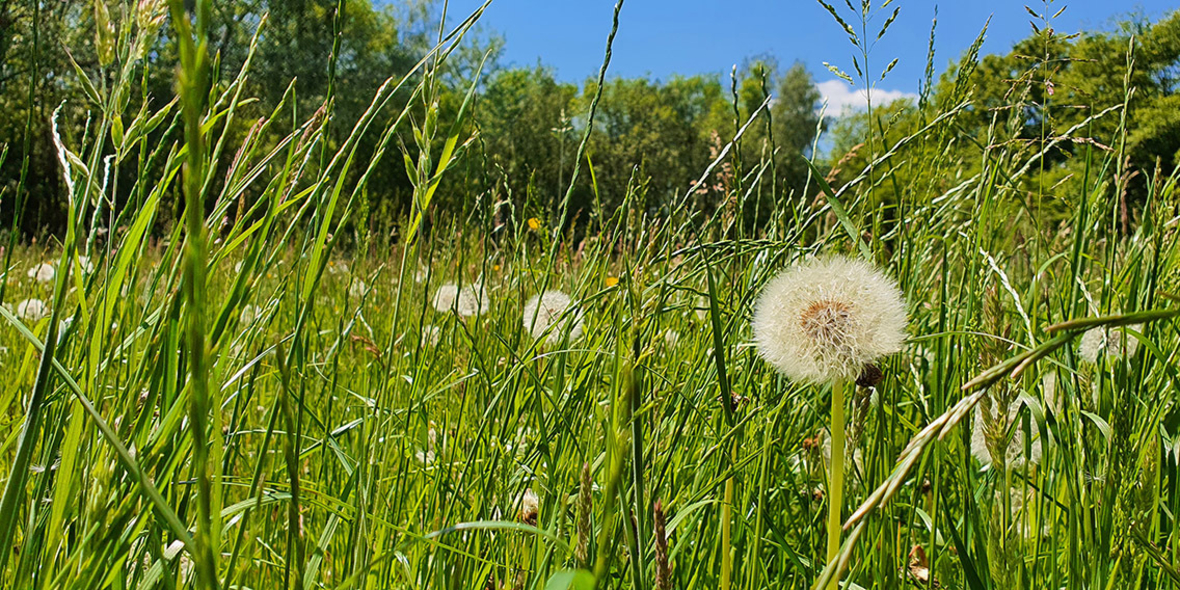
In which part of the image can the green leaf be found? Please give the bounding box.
[801,157,872,260]
[544,570,595,590]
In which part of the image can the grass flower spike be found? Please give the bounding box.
[523,290,583,344]
[753,256,907,383]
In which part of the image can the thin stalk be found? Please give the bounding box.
[720,451,735,590]
[826,378,848,590]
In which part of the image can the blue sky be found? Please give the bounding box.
[443,1,1176,112]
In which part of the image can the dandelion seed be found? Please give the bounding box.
[752,256,907,384]
[432,283,488,317]
[16,298,48,322]
[517,488,539,526]
[523,290,583,344]
[27,262,55,283]
[1079,324,1140,364]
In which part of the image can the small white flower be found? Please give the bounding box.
[327,260,350,275]
[16,298,48,322]
[432,283,488,317]
[1079,324,1140,364]
[77,256,94,274]
[27,262,55,283]
[523,290,584,344]
[752,256,907,384]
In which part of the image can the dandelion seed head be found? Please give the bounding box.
[1079,324,1140,364]
[28,262,55,283]
[16,298,48,322]
[752,256,907,383]
[349,280,368,299]
[432,283,488,317]
[422,324,441,346]
[523,290,583,344]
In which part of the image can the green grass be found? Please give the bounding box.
[2,0,1180,589]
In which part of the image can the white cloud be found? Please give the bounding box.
[815,80,918,116]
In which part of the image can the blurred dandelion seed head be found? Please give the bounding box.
[432,283,488,317]
[523,290,583,344]
[28,262,55,283]
[1079,324,1140,364]
[16,298,48,322]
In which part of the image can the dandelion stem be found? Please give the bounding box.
[826,378,847,590]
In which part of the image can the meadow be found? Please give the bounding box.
[1,0,1180,589]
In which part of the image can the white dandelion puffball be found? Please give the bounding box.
[27,262,55,283]
[349,280,368,299]
[16,298,49,322]
[422,324,442,346]
[752,256,907,383]
[970,401,1044,469]
[432,283,488,317]
[1079,324,1140,364]
[523,290,584,344]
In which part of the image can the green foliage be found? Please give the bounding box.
[1,2,1180,590]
